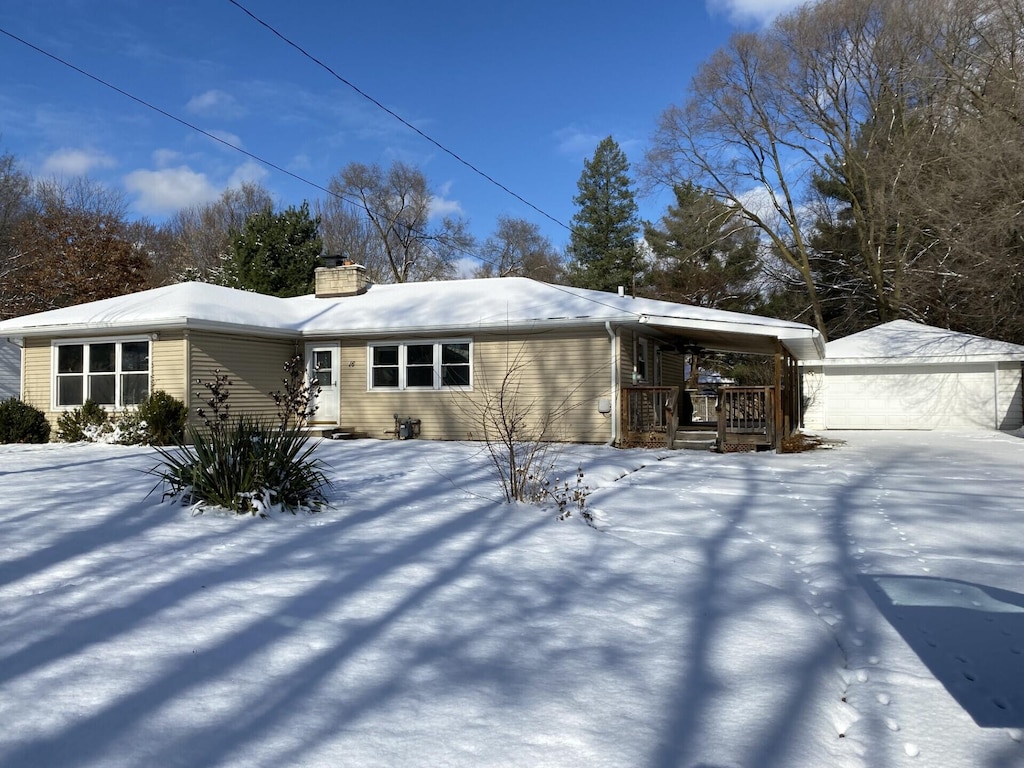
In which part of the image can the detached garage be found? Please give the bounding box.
[802,320,1024,431]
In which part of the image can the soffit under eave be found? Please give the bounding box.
[637,322,821,360]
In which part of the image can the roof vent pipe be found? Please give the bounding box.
[617,286,625,298]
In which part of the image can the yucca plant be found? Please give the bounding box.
[153,416,331,517]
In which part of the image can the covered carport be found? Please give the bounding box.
[627,312,824,451]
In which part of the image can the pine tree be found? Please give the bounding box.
[643,182,761,312]
[566,136,640,293]
[228,201,323,297]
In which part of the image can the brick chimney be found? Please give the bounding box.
[315,257,369,298]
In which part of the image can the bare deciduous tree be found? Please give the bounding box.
[0,151,32,319]
[647,0,1024,342]
[164,182,273,283]
[10,177,149,316]
[324,161,474,283]
[473,216,564,281]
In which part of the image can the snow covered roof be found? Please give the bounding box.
[814,320,1024,365]
[0,277,825,359]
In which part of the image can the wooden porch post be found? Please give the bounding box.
[773,341,784,452]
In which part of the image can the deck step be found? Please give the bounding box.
[673,430,718,451]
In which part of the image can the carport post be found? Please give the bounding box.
[773,341,784,452]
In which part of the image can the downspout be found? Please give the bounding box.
[183,330,192,428]
[606,321,618,446]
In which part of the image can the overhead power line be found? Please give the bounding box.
[0,27,337,200]
[0,23,639,315]
[226,0,571,233]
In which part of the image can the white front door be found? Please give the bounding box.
[306,343,340,424]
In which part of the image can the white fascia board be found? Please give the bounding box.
[298,315,633,338]
[5,317,302,340]
[637,314,825,360]
[805,353,1024,367]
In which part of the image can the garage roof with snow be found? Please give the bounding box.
[814,320,1024,366]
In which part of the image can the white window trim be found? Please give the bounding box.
[51,336,152,411]
[367,339,473,391]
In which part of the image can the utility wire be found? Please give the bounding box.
[226,0,571,233]
[0,25,487,264]
[0,27,336,199]
[0,24,639,316]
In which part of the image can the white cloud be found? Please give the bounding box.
[706,0,807,25]
[554,127,603,158]
[40,148,116,176]
[428,193,464,220]
[227,160,268,188]
[186,89,244,118]
[124,161,271,216]
[453,256,479,278]
[123,165,220,215]
[205,130,244,151]
[151,148,181,167]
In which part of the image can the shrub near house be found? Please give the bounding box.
[152,362,331,518]
[0,398,50,444]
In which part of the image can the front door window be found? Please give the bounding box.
[306,344,340,423]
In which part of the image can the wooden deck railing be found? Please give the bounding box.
[622,386,679,448]
[717,386,775,451]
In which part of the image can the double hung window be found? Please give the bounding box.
[369,340,471,390]
[54,339,150,408]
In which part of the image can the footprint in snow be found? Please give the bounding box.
[877,692,891,705]
[886,717,900,732]
[904,742,920,757]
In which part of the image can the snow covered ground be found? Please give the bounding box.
[1,431,1023,768]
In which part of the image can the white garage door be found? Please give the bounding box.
[822,363,997,429]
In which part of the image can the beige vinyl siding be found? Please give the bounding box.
[152,332,187,401]
[619,328,637,387]
[660,345,687,388]
[22,334,189,434]
[618,329,686,388]
[339,329,614,443]
[188,331,297,426]
[22,339,51,422]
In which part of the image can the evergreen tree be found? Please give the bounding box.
[228,201,323,297]
[643,182,762,312]
[566,136,640,293]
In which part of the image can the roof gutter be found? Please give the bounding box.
[1,317,303,340]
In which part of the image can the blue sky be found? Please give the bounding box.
[0,0,803,254]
